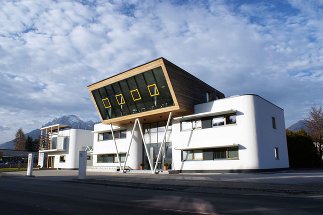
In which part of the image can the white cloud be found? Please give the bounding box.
[0,0,322,142]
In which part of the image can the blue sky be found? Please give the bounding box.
[0,0,322,142]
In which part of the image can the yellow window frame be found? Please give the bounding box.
[147,84,160,97]
[115,94,125,105]
[102,98,111,108]
[130,89,141,101]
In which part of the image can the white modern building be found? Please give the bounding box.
[172,94,289,172]
[88,58,289,173]
[38,124,93,169]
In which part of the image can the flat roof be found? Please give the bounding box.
[40,124,70,131]
[213,94,284,111]
[87,57,165,87]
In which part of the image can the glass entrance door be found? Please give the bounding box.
[142,121,172,170]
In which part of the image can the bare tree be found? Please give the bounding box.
[14,128,26,150]
[305,106,323,161]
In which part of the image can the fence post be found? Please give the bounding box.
[26,153,34,177]
[78,151,87,179]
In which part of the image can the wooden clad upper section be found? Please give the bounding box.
[88,57,225,125]
[163,59,225,115]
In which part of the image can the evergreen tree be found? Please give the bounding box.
[32,138,40,152]
[25,136,40,152]
[14,128,26,150]
[286,129,320,167]
[25,136,33,151]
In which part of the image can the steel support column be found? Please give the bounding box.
[110,124,122,171]
[153,112,172,173]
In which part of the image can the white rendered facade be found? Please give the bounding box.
[38,127,93,169]
[91,94,289,172]
[92,123,142,170]
[172,94,289,172]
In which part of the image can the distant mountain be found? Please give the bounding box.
[288,120,308,132]
[43,115,95,130]
[0,115,96,149]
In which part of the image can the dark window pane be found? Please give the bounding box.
[59,155,66,163]
[92,90,108,119]
[107,155,114,163]
[103,132,112,140]
[203,150,213,160]
[214,149,226,159]
[97,154,114,163]
[152,67,173,108]
[186,151,193,160]
[181,147,239,161]
[272,117,276,129]
[118,154,126,163]
[51,137,57,149]
[202,118,212,129]
[98,132,113,141]
[228,148,238,159]
[120,130,127,139]
[226,115,236,124]
[114,131,120,139]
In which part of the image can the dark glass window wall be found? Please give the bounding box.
[98,130,127,141]
[92,67,174,120]
[97,153,126,163]
[182,147,239,161]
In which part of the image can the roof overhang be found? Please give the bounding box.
[39,149,65,153]
[173,109,237,122]
[91,151,127,155]
[91,125,126,133]
[174,144,239,151]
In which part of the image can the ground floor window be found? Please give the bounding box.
[97,153,126,163]
[182,147,239,161]
[59,155,66,163]
[274,147,279,160]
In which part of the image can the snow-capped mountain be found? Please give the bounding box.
[43,115,95,130]
[0,115,96,149]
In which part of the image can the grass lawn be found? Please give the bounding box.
[0,168,28,172]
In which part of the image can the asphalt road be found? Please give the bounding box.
[1,173,323,215]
